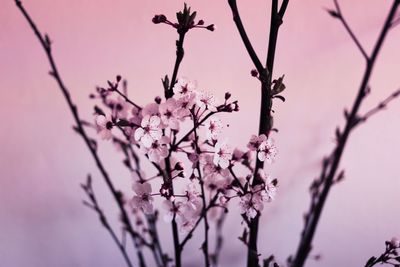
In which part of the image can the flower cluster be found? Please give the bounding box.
[91,76,278,235]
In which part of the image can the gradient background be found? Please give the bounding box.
[1,0,400,266]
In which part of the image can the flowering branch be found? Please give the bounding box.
[291,1,400,266]
[365,238,400,267]
[228,0,289,266]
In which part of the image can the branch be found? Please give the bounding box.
[330,0,369,61]
[227,0,265,74]
[291,1,400,266]
[358,88,400,123]
[15,1,147,265]
[81,175,133,267]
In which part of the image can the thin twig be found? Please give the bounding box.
[15,1,148,265]
[358,88,400,123]
[227,0,265,74]
[333,0,369,61]
[81,175,133,267]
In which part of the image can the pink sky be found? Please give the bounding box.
[1,0,400,266]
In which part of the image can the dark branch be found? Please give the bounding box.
[291,1,400,266]
[332,0,369,61]
[15,1,148,265]
[227,0,265,74]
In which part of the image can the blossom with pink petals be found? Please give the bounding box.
[131,182,154,214]
[258,138,277,163]
[173,77,197,97]
[95,114,113,140]
[247,134,267,151]
[206,118,222,140]
[159,98,180,130]
[213,141,232,169]
[134,115,162,148]
[197,91,218,111]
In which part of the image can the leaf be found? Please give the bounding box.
[325,8,341,19]
[94,105,105,116]
[271,75,286,95]
[366,256,376,266]
[116,119,131,127]
[274,95,286,102]
[238,228,248,245]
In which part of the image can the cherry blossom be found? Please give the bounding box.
[239,193,264,219]
[175,91,197,120]
[144,136,170,163]
[213,141,233,169]
[173,77,197,97]
[159,98,180,130]
[163,200,185,222]
[206,117,222,140]
[197,91,218,111]
[107,96,129,119]
[141,102,160,117]
[390,237,400,248]
[131,182,154,214]
[257,170,277,201]
[247,134,267,151]
[258,138,277,163]
[134,115,162,148]
[95,114,114,140]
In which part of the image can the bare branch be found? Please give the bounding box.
[332,0,369,61]
[358,88,400,123]
[81,175,133,267]
[227,0,265,74]
[15,1,148,265]
[292,1,400,266]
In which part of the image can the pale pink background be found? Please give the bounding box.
[1,0,399,266]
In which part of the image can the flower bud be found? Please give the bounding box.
[390,237,400,248]
[225,92,231,100]
[155,96,162,104]
[206,24,215,31]
[251,69,258,77]
[197,19,204,25]
[174,161,184,171]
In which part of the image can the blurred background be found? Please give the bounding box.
[1,0,399,266]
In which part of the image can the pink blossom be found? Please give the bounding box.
[175,93,197,120]
[162,200,184,222]
[131,182,154,214]
[258,138,277,163]
[196,91,218,111]
[141,102,160,117]
[107,96,129,119]
[173,77,197,97]
[239,193,264,219]
[95,114,113,140]
[247,134,267,151]
[213,141,233,169]
[206,118,222,140]
[134,115,162,148]
[143,136,170,163]
[159,98,180,130]
[257,169,277,201]
[390,237,400,248]
[176,217,196,234]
